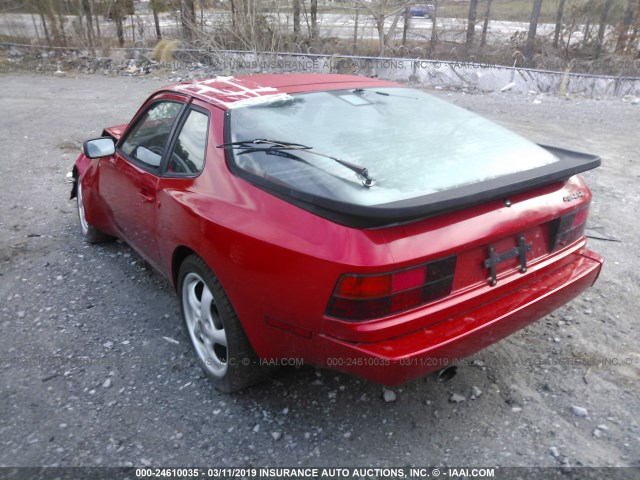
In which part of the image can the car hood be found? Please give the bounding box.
[101,123,129,141]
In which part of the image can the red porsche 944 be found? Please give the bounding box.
[69,74,603,392]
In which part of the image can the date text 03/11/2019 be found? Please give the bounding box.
[134,467,497,478]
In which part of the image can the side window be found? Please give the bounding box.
[120,101,183,168]
[167,109,209,175]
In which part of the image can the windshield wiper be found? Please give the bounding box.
[217,139,375,187]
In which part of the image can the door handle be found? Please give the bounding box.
[139,190,155,203]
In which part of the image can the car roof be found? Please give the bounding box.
[159,73,399,110]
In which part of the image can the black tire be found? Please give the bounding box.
[177,254,272,392]
[76,176,112,243]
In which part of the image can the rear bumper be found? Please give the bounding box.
[314,248,603,385]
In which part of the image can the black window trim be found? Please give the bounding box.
[160,104,211,179]
[116,98,188,175]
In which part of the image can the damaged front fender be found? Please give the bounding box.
[68,152,93,200]
[66,167,78,199]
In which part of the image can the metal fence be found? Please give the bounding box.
[197,50,640,97]
[3,42,640,97]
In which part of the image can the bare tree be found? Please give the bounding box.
[354,0,413,56]
[230,0,237,28]
[553,0,566,48]
[480,0,494,48]
[73,0,89,49]
[30,12,41,41]
[352,5,360,54]
[401,7,409,48]
[57,2,67,45]
[207,0,287,54]
[615,0,637,54]
[465,0,479,49]
[595,0,614,56]
[26,1,46,42]
[182,0,196,42]
[429,0,438,56]
[293,0,301,42]
[39,12,51,43]
[151,0,162,41]
[310,0,318,42]
[563,4,579,58]
[82,0,97,49]
[40,16,51,43]
[33,0,62,45]
[581,0,595,52]
[91,0,102,41]
[524,0,544,66]
[113,0,125,47]
[92,0,101,42]
[628,0,640,50]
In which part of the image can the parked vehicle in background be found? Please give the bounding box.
[408,4,435,17]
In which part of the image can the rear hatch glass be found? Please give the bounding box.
[224,87,599,227]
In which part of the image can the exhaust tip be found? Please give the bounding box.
[437,365,457,383]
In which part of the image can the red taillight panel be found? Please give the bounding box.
[327,256,457,321]
[392,266,426,292]
[336,274,392,298]
[549,204,589,252]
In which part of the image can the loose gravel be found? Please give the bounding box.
[0,72,638,469]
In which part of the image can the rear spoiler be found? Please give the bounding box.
[239,145,601,228]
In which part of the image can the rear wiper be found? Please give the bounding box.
[353,88,418,99]
[217,139,375,187]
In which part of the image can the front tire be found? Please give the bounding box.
[76,176,112,243]
[178,255,271,392]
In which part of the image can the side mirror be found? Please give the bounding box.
[83,137,115,159]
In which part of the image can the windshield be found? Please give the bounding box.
[226,87,559,207]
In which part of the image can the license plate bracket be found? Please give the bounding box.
[483,234,532,286]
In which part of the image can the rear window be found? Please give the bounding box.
[224,86,599,226]
[227,87,557,206]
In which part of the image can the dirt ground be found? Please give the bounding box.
[0,72,638,472]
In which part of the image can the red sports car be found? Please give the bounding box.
[69,74,603,392]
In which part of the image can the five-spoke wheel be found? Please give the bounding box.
[178,255,272,392]
[182,271,229,378]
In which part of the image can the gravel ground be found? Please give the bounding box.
[0,72,638,471]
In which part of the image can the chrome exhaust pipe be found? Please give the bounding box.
[437,365,457,383]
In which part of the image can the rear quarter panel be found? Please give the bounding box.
[155,106,398,358]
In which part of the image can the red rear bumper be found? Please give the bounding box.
[315,248,603,385]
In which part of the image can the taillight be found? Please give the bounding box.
[327,256,457,321]
[549,204,589,252]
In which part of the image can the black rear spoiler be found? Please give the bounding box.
[242,145,600,228]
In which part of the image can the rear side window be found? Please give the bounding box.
[167,109,209,175]
[121,101,183,168]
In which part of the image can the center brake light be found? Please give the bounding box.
[327,256,457,321]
